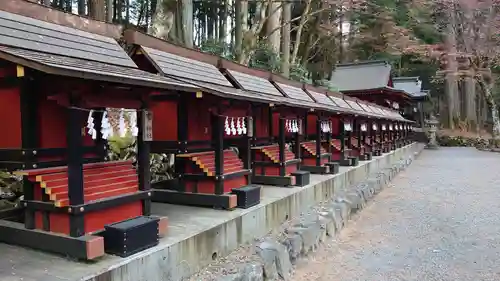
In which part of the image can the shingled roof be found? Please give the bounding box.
[0,9,198,91]
[124,30,287,103]
[330,60,392,91]
[393,77,429,98]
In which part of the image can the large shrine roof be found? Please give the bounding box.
[330,60,393,92]
[0,8,197,91]
[393,77,429,98]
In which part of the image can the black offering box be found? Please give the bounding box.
[291,170,311,187]
[232,185,261,209]
[103,216,159,257]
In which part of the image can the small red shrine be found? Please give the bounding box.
[0,5,193,259]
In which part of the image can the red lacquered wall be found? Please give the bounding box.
[307,114,318,135]
[254,107,270,138]
[151,100,178,141]
[0,65,21,148]
[272,111,301,138]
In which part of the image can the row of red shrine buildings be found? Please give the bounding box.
[0,2,428,260]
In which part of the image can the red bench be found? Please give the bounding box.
[258,144,295,163]
[15,160,142,235]
[179,150,247,177]
[19,160,139,207]
[178,150,250,194]
[301,141,328,156]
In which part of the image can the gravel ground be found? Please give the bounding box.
[292,147,500,281]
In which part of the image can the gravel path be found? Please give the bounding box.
[292,147,500,281]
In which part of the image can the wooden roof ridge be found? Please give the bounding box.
[335,60,389,69]
[123,30,288,103]
[0,0,122,39]
[268,73,317,105]
[218,59,271,79]
[325,89,344,98]
[270,73,303,89]
[0,8,199,91]
[124,29,219,66]
[393,76,421,82]
[343,94,364,104]
[303,84,328,94]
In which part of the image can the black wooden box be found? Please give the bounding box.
[291,170,310,187]
[339,158,352,166]
[325,162,339,174]
[348,156,359,166]
[364,152,372,161]
[232,185,261,208]
[103,216,159,258]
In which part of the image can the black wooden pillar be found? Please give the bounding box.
[294,119,301,168]
[268,107,274,142]
[278,117,286,176]
[176,96,188,192]
[244,116,253,184]
[340,119,346,160]
[67,95,85,237]
[379,121,383,146]
[356,119,362,149]
[325,120,332,155]
[383,124,387,144]
[396,124,399,142]
[315,117,321,166]
[93,110,107,161]
[370,121,375,147]
[361,121,366,146]
[19,74,37,230]
[346,119,352,150]
[251,106,258,177]
[212,114,224,195]
[137,104,151,216]
[389,124,393,142]
[303,112,309,140]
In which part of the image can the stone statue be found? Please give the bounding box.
[426,114,439,149]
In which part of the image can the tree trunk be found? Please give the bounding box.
[219,0,228,42]
[338,7,344,63]
[477,76,500,140]
[89,0,106,21]
[230,0,235,45]
[280,2,291,77]
[207,5,215,39]
[106,0,113,22]
[290,0,312,65]
[266,1,281,53]
[181,0,193,47]
[116,0,123,21]
[238,0,271,65]
[148,0,176,41]
[444,10,459,129]
[464,75,477,131]
[235,0,248,61]
[78,0,86,15]
[137,1,145,26]
[125,0,130,25]
[214,6,219,40]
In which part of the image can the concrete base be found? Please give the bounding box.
[0,143,423,281]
